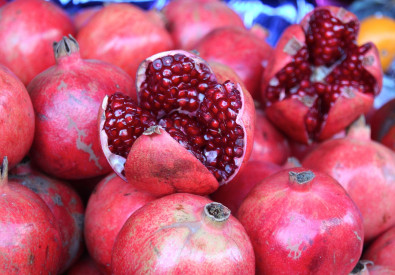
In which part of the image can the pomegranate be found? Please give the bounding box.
[261,6,383,144]
[67,256,103,275]
[28,35,134,180]
[0,157,62,274]
[249,108,291,164]
[210,160,281,214]
[77,3,174,81]
[163,0,245,50]
[99,50,255,196]
[0,65,35,170]
[0,0,75,85]
[9,159,84,273]
[363,226,395,268]
[303,117,395,241]
[371,98,395,151]
[195,26,273,99]
[84,173,155,274]
[73,6,102,31]
[238,167,364,274]
[112,193,255,274]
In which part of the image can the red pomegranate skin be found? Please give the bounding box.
[261,7,383,144]
[371,98,395,152]
[363,226,395,268]
[163,0,245,50]
[237,167,364,275]
[210,160,281,214]
[112,193,255,274]
[28,36,134,180]
[67,256,103,275]
[0,0,75,85]
[368,265,395,275]
[9,161,85,273]
[249,109,290,164]
[302,121,395,242]
[73,6,102,32]
[77,3,174,81]
[0,159,62,274]
[0,65,35,170]
[84,173,155,274]
[196,26,273,99]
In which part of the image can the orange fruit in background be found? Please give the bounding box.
[358,15,395,72]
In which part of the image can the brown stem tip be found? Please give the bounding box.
[205,202,231,222]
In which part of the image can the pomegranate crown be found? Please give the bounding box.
[53,34,80,59]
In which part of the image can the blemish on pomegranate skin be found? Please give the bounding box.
[57,80,67,91]
[353,231,362,241]
[66,115,103,170]
[286,240,303,260]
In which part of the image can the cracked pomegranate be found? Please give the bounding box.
[0,0,75,85]
[28,36,134,180]
[303,117,395,242]
[99,50,254,196]
[112,193,255,274]
[9,159,84,273]
[0,64,35,170]
[0,157,62,274]
[237,167,364,274]
[261,6,383,143]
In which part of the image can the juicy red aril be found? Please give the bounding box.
[104,93,156,158]
[265,8,377,139]
[104,54,245,183]
[306,9,358,66]
[139,53,216,117]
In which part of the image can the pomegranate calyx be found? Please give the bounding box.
[289,170,314,190]
[204,202,231,223]
[0,156,8,185]
[53,34,80,60]
[143,125,162,136]
[350,260,373,274]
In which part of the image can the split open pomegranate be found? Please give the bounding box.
[99,50,254,196]
[261,6,383,143]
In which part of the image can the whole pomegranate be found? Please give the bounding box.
[84,173,155,274]
[28,36,134,180]
[99,50,255,196]
[0,0,75,85]
[9,159,85,273]
[261,6,383,144]
[237,167,364,274]
[363,226,395,268]
[249,109,291,164]
[0,157,62,274]
[371,98,395,152]
[77,3,174,81]
[303,117,395,241]
[163,0,244,50]
[210,160,281,214]
[67,256,103,275]
[112,193,255,274]
[195,26,273,99]
[0,65,35,170]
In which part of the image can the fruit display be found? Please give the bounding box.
[0,0,394,274]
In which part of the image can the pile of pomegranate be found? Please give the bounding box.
[0,0,394,274]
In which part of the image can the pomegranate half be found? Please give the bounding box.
[261,6,383,144]
[99,50,255,196]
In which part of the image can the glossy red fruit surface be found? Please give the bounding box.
[303,118,395,242]
[0,0,75,85]
[0,65,35,170]
[99,50,255,196]
[196,26,273,99]
[237,167,364,274]
[28,36,134,180]
[112,193,255,274]
[261,6,383,144]
[77,3,174,81]
[249,109,290,164]
[67,256,103,275]
[363,226,395,268]
[73,6,101,31]
[84,173,155,274]
[163,0,244,50]
[9,160,84,273]
[210,160,281,214]
[371,98,395,152]
[0,157,62,274]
